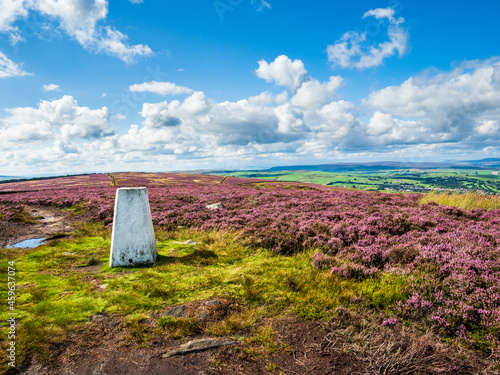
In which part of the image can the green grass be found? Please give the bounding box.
[420,191,500,210]
[158,316,199,339]
[0,223,413,371]
[62,202,87,216]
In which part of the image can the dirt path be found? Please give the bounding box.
[16,318,366,375]
[0,204,78,248]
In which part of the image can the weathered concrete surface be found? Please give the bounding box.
[161,339,239,358]
[109,187,157,267]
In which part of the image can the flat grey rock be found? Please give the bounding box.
[205,202,225,210]
[162,338,239,358]
[163,305,186,318]
[204,300,222,307]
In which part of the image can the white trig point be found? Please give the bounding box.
[109,187,157,267]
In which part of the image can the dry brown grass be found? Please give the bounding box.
[420,191,500,211]
[314,309,499,375]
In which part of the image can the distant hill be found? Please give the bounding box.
[465,158,500,163]
[265,161,452,173]
[263,159,500,173]
[456,158,500,168]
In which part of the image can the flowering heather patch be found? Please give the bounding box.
[2,172,500,350]
[1,204,39,223]
[1,205,25,221]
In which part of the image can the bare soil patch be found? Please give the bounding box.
[0,204,83,248]
[11,312,495,375]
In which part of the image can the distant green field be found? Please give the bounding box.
[211,169,500,194]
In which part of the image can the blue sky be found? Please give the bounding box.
[1,0,500,175]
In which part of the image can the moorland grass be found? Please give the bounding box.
[14,223,496,370]
[0,222,442,371]
[420,190,500,210]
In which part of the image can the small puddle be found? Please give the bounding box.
[6,238,47,249]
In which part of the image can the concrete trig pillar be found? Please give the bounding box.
[109,187,157,267]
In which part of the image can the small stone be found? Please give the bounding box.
[161,338,239,358]
[163,305,186,318]
[205,203,225,210]
[63,252,76,256]
[99,284,108,290]
[204,300,222,307]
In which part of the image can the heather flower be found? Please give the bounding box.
[382,317,399,326]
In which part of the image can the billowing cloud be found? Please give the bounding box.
[327,7,409,69]
[129,81,194,96]
[256,55,307,92]
[0,95,111,145]
[2,55,500,174]
[366,111,396,136]
[140,102,182,128]
[139,91,211,129]
[248,91,288,106]
[316,100,358,140]
[0,51,31,78]
[291,76,343,109]
[0,0,153,63]
[367,58,500,143]
[275,103,308,134]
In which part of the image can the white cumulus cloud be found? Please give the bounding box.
[327,7,409,69]
[256,55,307,92]
[0,95,111,144]
[366,111,396,136]
[365,58,500,147]
[367,59,500,137]
[275,103,308,134]
[291,76,343,109]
